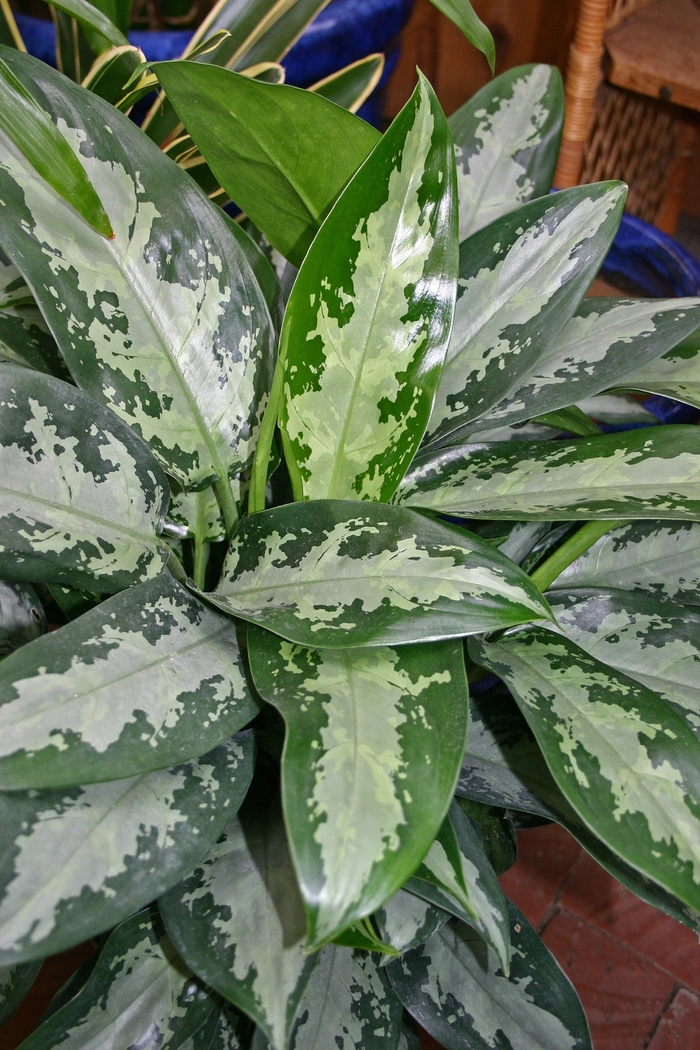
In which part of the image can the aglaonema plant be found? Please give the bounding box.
[1,4,700,1046]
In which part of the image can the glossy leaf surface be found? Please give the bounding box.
[449,64,563,240]
[248,626,468,946]
[279,75,457,500]
[388,907,591,1050]
[620,325,700,408]
[396,426,700,520]
[0,733,254,963]
[154,61,380,267]
[425,184,626,450]
[375,890,450,956]
[0,255,66,379]
[160,799,316,1050]
[45,0,127,48]
[310,53,384,112]
[82,44,146,105]
[550,588,700,737]
[0,575,259,789]
[0,580,44,657]
[0,959,41,1027]
[0,365,169,592]
[18,907,221,1050]
[213,500,553,648]
[551,521,700,604]
[470,296,700,435]
[472,627,700,914]
[428,0,494,71]
[0,50,275,491]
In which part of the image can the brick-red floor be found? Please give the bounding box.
[4,825,700,1048]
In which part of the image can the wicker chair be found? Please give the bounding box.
[554,0,700,233]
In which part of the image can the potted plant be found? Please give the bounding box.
[0,2,700,1046]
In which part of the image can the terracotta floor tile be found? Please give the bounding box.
[559,852,700,993]
[498,823,583,928]
[542,910,675,1050]
[647,988,700,1048]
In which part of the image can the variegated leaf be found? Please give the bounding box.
[467,296,700,435]
[153,61,380,268]
[375,889,449,956]
[412,801,510,973]
[618,325,700,408]
[396,426,700,520]
[159,798,317,1050]
[0,50,276,493]
[0,580,45,657]
[458,687,700,932]
[285,944,403,1050]
[0,959,41,1027]
[575,394,658,426]
[212,500,553,648]
[424,183,626,450]
[278,75,458,501]
[167,485,228,544]
[0,575,259,789]
[551,521,700,604]
[471,627,700,915]
[310,53,384,113]
[247,626,469,948]
[549,588,700,737]
[388,908,592,1050]
[0,249,67,379]
[0,364,169,592]
[0,732,254,963]
[449,63,563,240]
[17,907,223,1050]
[455,798,517,876]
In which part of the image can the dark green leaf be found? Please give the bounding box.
[0,958,42,1027]
[82,44,146,105]
[532,406,601,436]
[0,733,254,963]
[428,0,494,72]
[0,0,25,50]
[388,906,592,1050]
[396,426,700,520]
[310,53,384,112]
[278,75,457,501]
[0,580,44,657]
[212,499,553,647]
[49,0,127,49]
[454,797,517,875]
[0,575,260,789]
[248,627,469,947]
[52,9,95,83]
[375,890,450,955]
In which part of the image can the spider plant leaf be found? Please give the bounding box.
[153,61,380,268]
[424,183,626,451]
[16,907,226,1050]
[428,0,495,72]
[0,732,254,963]
[0,575,260,790]
[309,53,384,112]
[396,426,700,520]
[550,521,700,605]
[279,75,457,499]
[247,626,468,948]
[81,44,146,105]
[159,797,318,1050]
[0,50,276,493]
[470,297,700,436]
[211,500,552,648]
[449,63,563,240]
[471,626,700,915]
[0,365,169,592]
[387,906,592,1050]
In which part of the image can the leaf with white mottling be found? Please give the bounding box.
[396,426,700,520]
[212,500,553,648]
[0,49,276,491]
[0,575,259,789]
[549,588,700,737]
[618,325,700,408]
[388,907,591,1050]
[0,250,67,379]
[551,521,700,605]
[279,75,457,502]
[0,732,254,963]
[424,183,626,450]
[0,580,44,657]
[17,907,222,1050]
[0,958,41,1027]
[449,64,563,240]
[248,626,469,947]
[412,801,510,973]
[0,365,169,592]
[575,394,658,426]
[159,797,317,1050]
[467,297,700,435]
[167,485,228,544]
[471,626,700,915]
[375,889,449,956]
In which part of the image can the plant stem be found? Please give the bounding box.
[213,475,238,540]
[249,336,287,514]
[192,491,210,589]
[529,520,624,593]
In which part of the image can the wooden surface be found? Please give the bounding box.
[606,0,700,112]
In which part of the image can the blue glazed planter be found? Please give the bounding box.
[15,0,415,126]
